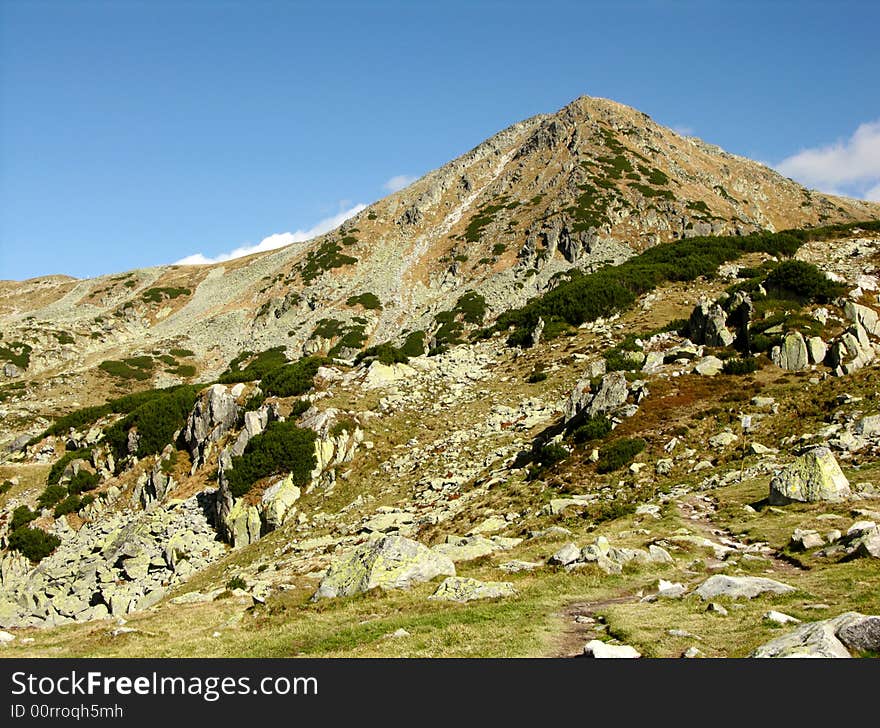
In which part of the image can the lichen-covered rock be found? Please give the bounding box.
[260,474,301,531]
[563,371,628,423]
[694,575,795,600]
[768,447,851,505]
[694,355,723,376]
[312,535,455,600]
[751,612,880,658]
[428,576,516,603]
[771,331,808,371]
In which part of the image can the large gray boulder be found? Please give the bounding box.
[751,612,880,658]
[689,301,733,347]
[585,372,629,419]
[768,447,851,505]
[428,576,516,603]
[312,535,455,600]
[694,575,795,600]
[771,331,809,371]
[564,370,628,423]
[843,301,880,337]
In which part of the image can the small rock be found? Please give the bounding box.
[583,640,641,658]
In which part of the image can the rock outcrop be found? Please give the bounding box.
[312,535,455,600]
[768,447,852,505]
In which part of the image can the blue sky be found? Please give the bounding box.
[1,0,879,280]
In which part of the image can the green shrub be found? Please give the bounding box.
[261,357,326,398]
[0,341,33,369]
[763,260,844,303]
[219,346,288,383]
[104,387,198,460]
[67,470,100,494]
[99,359,152,380]
[10,505,37,531]
[37,484,68,509]
[570,415,612,443]
[289,399,311,418]
[47,449,92,485]
[301,241,357,283]
[596,438,646,474]
[169,348,195,357]
[141,287,191,303]
[346,292,382,310]
[0,480,13,495]
[226,576,247,591]
[54,494,92,517]
[722,357,759,375]
[494,222,878,347]
[172,364,197,377]
[527,370,548,383]
[492,243,507,256]
[8,527,61,562]
[225,421,317,498]
[330,417,358,437]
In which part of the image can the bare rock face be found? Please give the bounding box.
[312,535,455,600]
[183,384,239,472]
[768,447,852,505]
[771,331,809,371]
[564,371,628,424]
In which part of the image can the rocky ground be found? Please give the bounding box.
[1,229,879,658]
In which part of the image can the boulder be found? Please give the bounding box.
[751,612,880,658]
[363,362,416,389]
[564,371,628,423]
[260,474,301,531]
[694,575,795,600]
[584,372,628,419]
[843,301,880,337]
[851,528,880,559]
[771,331,808,371]
[854,415,880,437]
[583,640,641,658]
[790,528,824,551]
[768,447,852,505]
[694,356,723,376]
[806,336,827,365]
[428,576,516,603]
[549,542,582,566]
[312,535,455,600]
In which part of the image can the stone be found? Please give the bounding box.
[854,414,880,437]
[694,356,723,376]
[790,528,824,551]
[768,447,852,505]
[428,576,516,603]
[708,431,738,450]
[363,362,416,389]
[432,535,498,562]
[583,640,641,658]
[656,579,686,598]
[313,535,455,600]
[0,630,16,643]
[260,475,302,531]
[706,602,728,616]
[806,336,827,365]
[498,560,542,574]
[851,528,880,559]
[694,575,795,600]
[843,301,880,337]
[550,542,582,566]
[682,646,704,658]
[467,516,508,535]
[764,610,801,626]
[648,545,674,563]
[836,615,880,652]
[584,372,629,420]
[771,331,809,371]
[751,612,878,658]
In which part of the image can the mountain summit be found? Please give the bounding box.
[1,95,879,409]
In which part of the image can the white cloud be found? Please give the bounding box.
[671,125,694,137]
[775,119,880,200]
[383,174,417,192]
[866,183,880,202]
[174,203,367,266]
